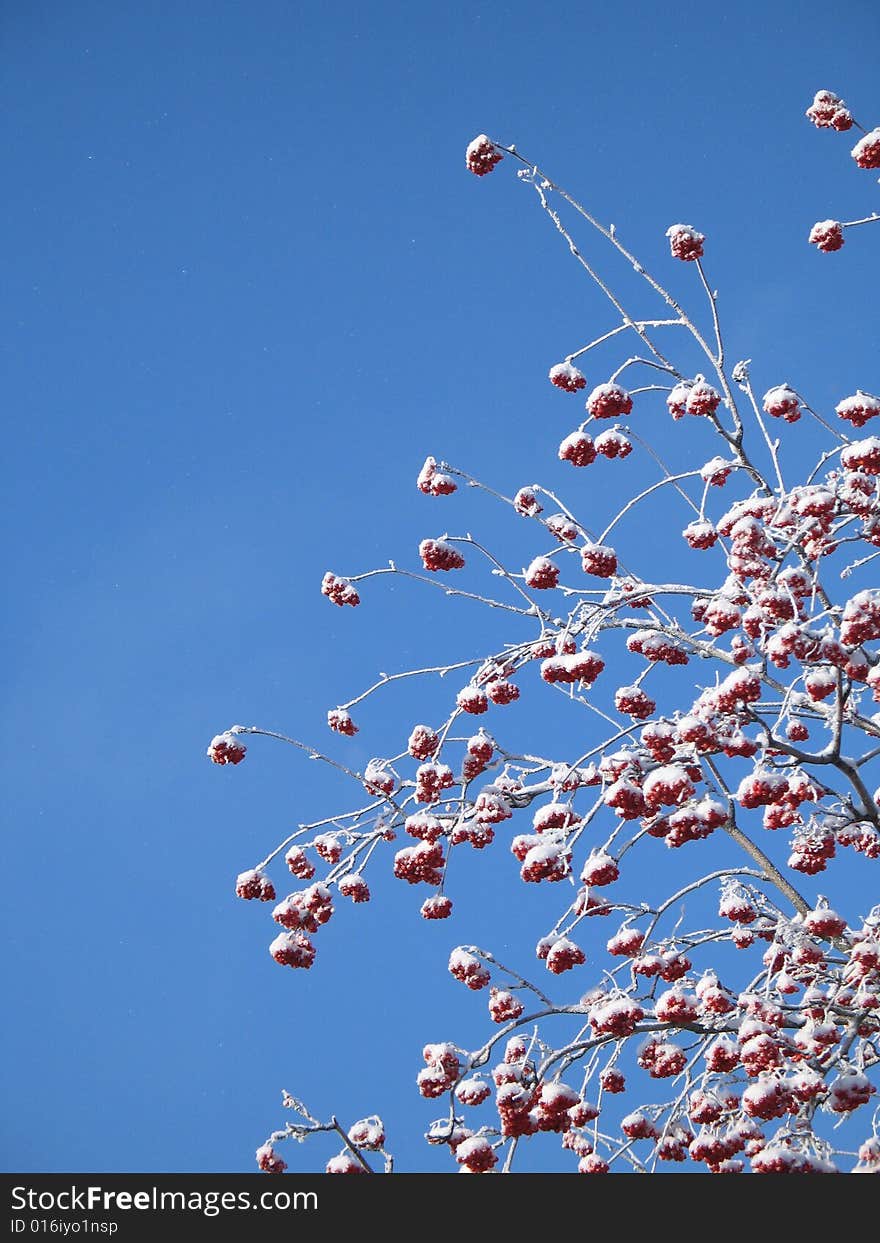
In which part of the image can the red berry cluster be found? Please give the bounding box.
[666,223,705,261]
[321,571,360,607]
[465,134,503,176]
[419,537,465,571]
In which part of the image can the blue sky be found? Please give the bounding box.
[2,0,878,1173]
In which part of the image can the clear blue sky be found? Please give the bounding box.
[2,0,878,1173]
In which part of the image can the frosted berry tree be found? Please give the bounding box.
[211,91,880,1175]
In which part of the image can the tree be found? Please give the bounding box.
[210,90,880,1175]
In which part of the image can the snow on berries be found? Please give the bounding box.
[666,380,693,420]
[594,427,632,459]
[558,429,596,466]
[840,590,880,645]
[580,851,619,886]
[256,1143,287,1174]
[456,1077,491,1107]
[666,224,705,261]
[614,685,655,720]
[841,437,880,474]
[762,384,801,423]
[805,89,853,131]
[417,456,457,496]
[586,383,632,420]
[415,760,455,803]
[683,519,718,550]
[455,1135,498,1172]
[285,845,315,879]
[513,486,543,517]
[489,988,525,1022]
[363,758,396,796]
[408,723,439,759]
[420,894,453,920]
[580,541,617,578]
[701,456,733,486]
[643,764,695,808]
[419,537,465,571]
[457,684,489,715]
[836,391,880,429]
[321,571,360,607]
[803,906,847,939]
[394,840,444,886]
[449,947,491,990]
[348,1117,385,1150]
[686,376,722,416]
[524,556,560,590]
[207,730,246,765]
[466,134,503,176]
[809,220,845,253]
[519,838,571,883]
[590,995,644,1037]
[235,869,276,902]
[269,930,316,969]
[338,874,371,903]
[549,361,587,392]
[327,707,358,736]
[851,127,880,169]
[326,1153,367,1174]
[546,937,586,974]
[546,513,579,541]
[607,926,645,957]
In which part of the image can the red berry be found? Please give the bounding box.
[457,685,489,715]
[456,1077,491,1107]
[549,362,587,392]
[558,430,597,466]
[586,383,633,420]
[236,868,275,902]
[524,556,560,589]
[321,571,361,607]
[805,89,853,131]
[455,1135,498,1173]
[851,127,880,169]
[327,707,358,736]
[667,380,693,419]
[408,723,440,760]
[683,519,718,549]
[513,486,543,517]
[449,947,491,990]
[836,391,880,429]
[580,542,618,578]
[465,134,503,176]
[420,894,453,920]
[686,377,722,416]
[419,537,465,572]
[594,428,633,459]
[841,437,880,474]
[417,456,457,496]
[809,220,844,253]
[338,874,370,903]
[580,852,619,887]
[347,1117,385,1150]
[207,731,247,765]
[614,685,656,720]
[256,1143,287,1174]
[666,224,704,261]
[285,845,315,879]
[269,930,316,969]
[599,1068,626,1094]
[326,1153,367,1174]
[489,988,525,1022]
[762,384,801,423]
